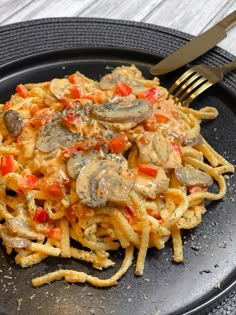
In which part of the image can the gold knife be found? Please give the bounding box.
[150,10,236,75]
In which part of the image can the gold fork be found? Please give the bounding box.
[169,59,236,107]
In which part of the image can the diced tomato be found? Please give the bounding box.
[189,186,207,194]
[16,84,28,98]
[137,87,159,105]
[138,164,159,177]
[154,111,170,123]
[69,86,81,99]
[109,132,129,153]
[3,102,11,112]
[33,207,49,224]
[170,141,183,156]
[18,174,38,190]
[0,155,15,176]
[47,181,66,199]
[48,227,62,240]
[114,82,132,96]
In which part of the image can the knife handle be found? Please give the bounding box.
[218,10,236,31]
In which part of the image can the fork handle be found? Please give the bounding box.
[218,10,236,31]
[221,59,236,73]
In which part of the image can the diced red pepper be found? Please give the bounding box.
[62,145,79,158]
[124,214,132,224]
[139,134,149,145]
[154,112,170,123]
[114,82,132,96]
[68,73,79,84]
[61,112,79,128]
[143,117,157,131]
[33,207,49,224]
[170,141,183,156]
[31,108,53,127]
[138,164,159,177]
[137,87,159,105]
[69,86,81,99]
[61,97,78,109]
[1,155,15,176]
[125,205,135,216]
[3,102,11,112]
[83,92,106,103]
[18,174,39,190]
[77,138,101,151]
[65,206,78,224]
[48,227,62,240]
[47,181,66,199]
[109,132,129,153]
[16,84,28,98]
[189,186,207,194]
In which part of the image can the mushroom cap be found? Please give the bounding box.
[3,110,23,137]
[76,159,134,208]
[91,98,153,125]
[36,119,80,153]
[175,166,213,187]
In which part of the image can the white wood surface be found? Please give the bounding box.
[0,0,236,56]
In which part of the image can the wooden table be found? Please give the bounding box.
[0,0,236,56]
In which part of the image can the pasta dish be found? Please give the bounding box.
[0,65,234,287]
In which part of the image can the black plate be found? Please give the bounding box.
[0,47,235,315]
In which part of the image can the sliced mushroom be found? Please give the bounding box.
[183,135,203,147]
[7,215,44,241]
[50,78,72,99]
[175,166,213,187]
[153,133,170,162]
[76,160,134,208]
[91,99,153,125]
[98,173,133,204]
[3,110,23,137]
[106,153,128,168]
[66,150,102,179]
[0,226,31,248]
[36,119,80,153]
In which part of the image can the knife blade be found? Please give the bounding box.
[150,10,236,75]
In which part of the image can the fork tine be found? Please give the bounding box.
[173,73,202,99]
[168,68,196,95]
[182,81,213,107]
[178,76,207,103]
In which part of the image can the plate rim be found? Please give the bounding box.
[0,20,235,315]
